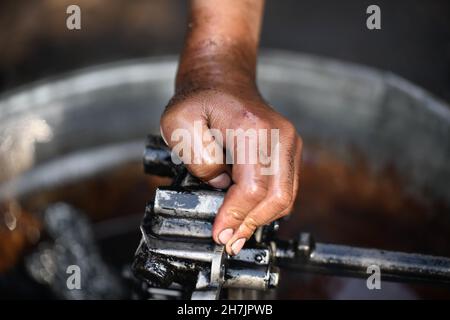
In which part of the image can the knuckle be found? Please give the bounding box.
[243,182,267,201]
[160,108,183,133]
[280,204,294,217]
[161,102,180,121]
[270,190,292,210]
[284,122,297,139]
[242,216,260,232]
[162,100,193,124]
[228,208,247,222]
[279,210,289,218]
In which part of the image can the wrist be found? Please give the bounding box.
[176,36,258,94]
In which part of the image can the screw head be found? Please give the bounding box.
[268,271,279,288]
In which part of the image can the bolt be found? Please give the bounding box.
[268,271,279,288]
[297,232,314,258]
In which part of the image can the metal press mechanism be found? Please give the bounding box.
[132,136,450,300]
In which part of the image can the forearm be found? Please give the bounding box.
[176,0,265,93]
[162,1,301,256]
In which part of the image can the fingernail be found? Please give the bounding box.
[231,238,246,255]
[218,228,234,245]
[208,173,231,189]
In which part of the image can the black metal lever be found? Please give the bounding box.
[276,233,450,285]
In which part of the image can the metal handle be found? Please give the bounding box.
[276,233,450,284]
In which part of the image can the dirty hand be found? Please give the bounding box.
[159,0,302,255]
[161,85,302,255]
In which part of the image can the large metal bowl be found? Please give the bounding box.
[1,51,448,202]
[1,51,449,299]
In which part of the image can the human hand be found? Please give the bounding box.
[160,85,302,255]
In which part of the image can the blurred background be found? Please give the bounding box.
[1,0,449,103]
[0,0,450,300]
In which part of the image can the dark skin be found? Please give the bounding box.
[160,0,302,255]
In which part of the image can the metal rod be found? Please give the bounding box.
[275,233,450,284]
